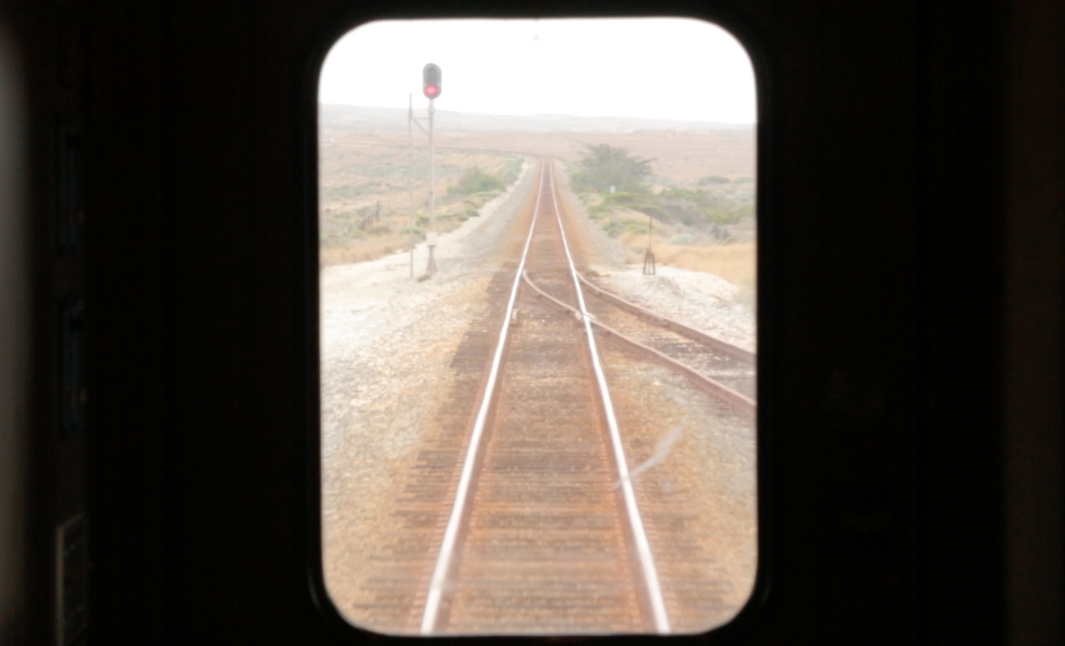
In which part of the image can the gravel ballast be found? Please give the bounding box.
[320,158,757,631]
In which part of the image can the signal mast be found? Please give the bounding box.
[408,64,442,278]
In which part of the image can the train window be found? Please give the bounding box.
[317,17,758,636]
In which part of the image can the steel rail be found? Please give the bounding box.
[522,271,757,417]
[576,274,756,365]
[419,160,546,635]
[545,161,672,634]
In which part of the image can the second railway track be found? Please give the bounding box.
[524,270,756,413]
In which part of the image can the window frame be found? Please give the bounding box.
[300,9,777,643]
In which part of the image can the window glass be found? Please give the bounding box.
[319,18,758,635]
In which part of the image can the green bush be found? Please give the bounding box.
[603,220,623,237]
[705,208,743,225]
[570,144,655,194]
[603,191,644,206]
[619,218,650,234]
[659,187,712,205]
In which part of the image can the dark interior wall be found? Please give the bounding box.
[925,1,1009,641]
[0,15,28,646]
[86,0,1061,643]
[84,1,169,641]
[0,2,90,644]
[0,0,1058,644]
[1002,0,1065,642]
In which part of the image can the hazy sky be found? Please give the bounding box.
[318,18,757,124]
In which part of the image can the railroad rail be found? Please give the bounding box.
[576,274,755,364]
[521,272,756,417]
[419,157,669,635]
[334,154,755,636]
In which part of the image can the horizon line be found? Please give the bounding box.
[318,102,757,126]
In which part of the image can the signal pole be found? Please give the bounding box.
[426,96,437,275]
[422,63,441,276]
[408,64,442,279]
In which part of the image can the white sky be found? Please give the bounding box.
[319,18,757,124]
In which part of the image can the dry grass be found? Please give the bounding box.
[618,234,757,309]
[320,236,409,266]
[660,242,756,286]
[318,143,519,268]
[618,234,755,284]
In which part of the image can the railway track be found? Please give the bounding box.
[419,158,668,635]
[523,271,756,415]
[334,156,756,636]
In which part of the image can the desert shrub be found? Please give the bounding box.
[603,220,623,237]
[570,144,655,194]
[603,191,644,206]
[659,187,712,205]
[600,192,664,220]
[705,208,743,225]
[698,175,732,185]
[322,184,373,201]
[448,167,505,194]
[619,218,651,234]
[498,156,524,184]
[603,218,649,238]
[733,203,755,220]
[365,222,391,235]
[634,204,666,220]
[438,163,463,177]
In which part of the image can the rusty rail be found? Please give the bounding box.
[576,273,755,365]
[523,270,757,418]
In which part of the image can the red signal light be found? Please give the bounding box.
[423,63,442,100]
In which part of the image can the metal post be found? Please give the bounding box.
[426,97,437,275]
[643,213,656,275]
[408,93,415,278]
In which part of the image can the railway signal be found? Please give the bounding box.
[409,64,442,278]
[423,63,441,99]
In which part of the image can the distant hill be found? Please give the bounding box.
[319,104,754,135]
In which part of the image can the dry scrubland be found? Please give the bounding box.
[319,107,756,294]
[318,143,522,265]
